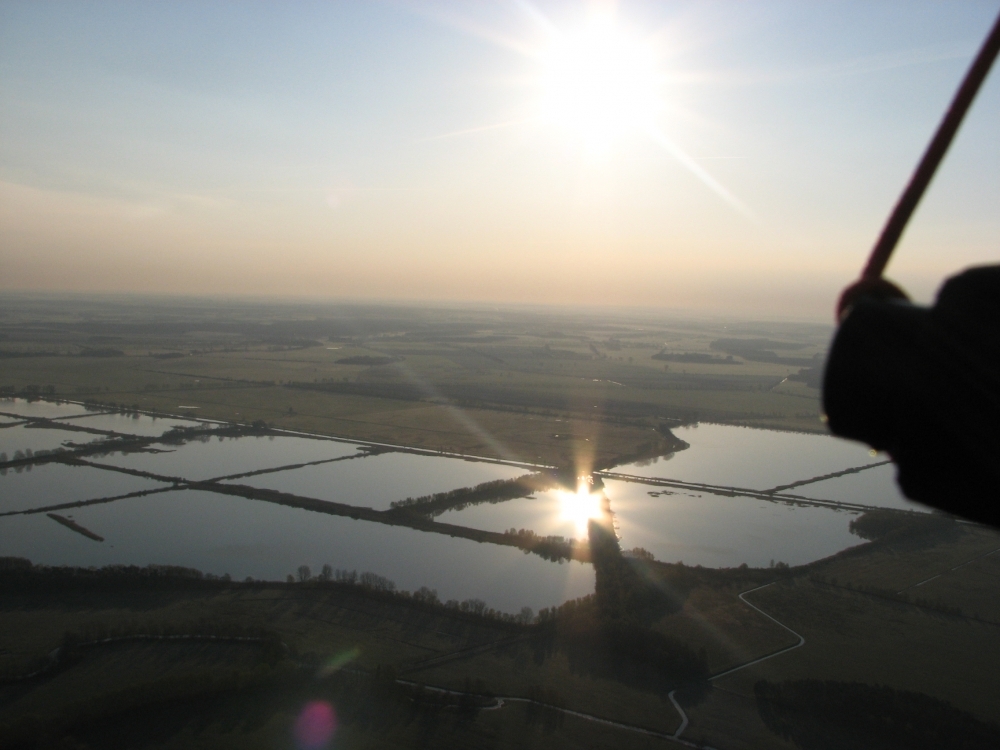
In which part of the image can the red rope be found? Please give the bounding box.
[862,10,1000,281]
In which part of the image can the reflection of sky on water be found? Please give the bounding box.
[88,435,364,480]
[2,412,911,601]
[613,423,881,490]
[58,412,200,437]
[224,452,527,510]
[604,479,861,568]
[0,489,595,613]
[795,462,927,512]
[437,488,599,540]
[0,424,101,457]
[0,462,169,513]
[0,398,96,420]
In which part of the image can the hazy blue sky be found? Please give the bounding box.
[1,1,997,317]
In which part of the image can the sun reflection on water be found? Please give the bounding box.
[557,477,604,538]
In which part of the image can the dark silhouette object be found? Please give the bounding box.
[755,679,1000,750]
[824,12,1000,526]
[824,266,1000,526]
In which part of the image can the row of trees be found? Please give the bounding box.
[389,474,553,518]
[755,679,1000,750]
[0,384,56,395]
[287,564,536,624]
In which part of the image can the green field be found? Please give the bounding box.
[2,517,998,749]
[0,295,829,467]
[3,296,998,749]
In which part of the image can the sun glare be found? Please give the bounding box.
[558,478,605,538]
[538,11,661,152]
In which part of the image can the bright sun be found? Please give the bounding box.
[538,12,661,152]
[558,478,604,538]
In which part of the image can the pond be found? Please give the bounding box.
[612,423,882,491]
[0,424,102,458]
[55,412,202,437]
[438,479,864,568]
[223,452,529,510]
[795,461,926,512]
[3,401,926,612]
[603,478,862,568]
[87,434,365,481]
[438,489,589,540]
[0,398,99,420]
[0,461,170,514]
[0,488,595,613]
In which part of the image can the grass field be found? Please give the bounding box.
[1,519,997,749]
[3,296,997,749]
[0,296,829,467]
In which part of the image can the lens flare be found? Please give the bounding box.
[294,700,336,750]
[316,647,360,679]
[557,477,604,537]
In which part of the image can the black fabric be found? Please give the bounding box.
[823,266,1000,527]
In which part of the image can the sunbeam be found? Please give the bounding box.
[646,126,757,221]
[420,118,537,142]
[389,358,528,465]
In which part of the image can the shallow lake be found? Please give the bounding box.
[603,478,862,568]
[0,424,102,457]
[57,412,202,437]
[5,402,928,610]
[796,462,926,512]
[438,489,588,540]
[0,398,98,420]
[0,462,169,514]
[224,452,529,510]
[438,479,864,568]
[88,434,365,480]
[612,423,881,491]
[0,488,595,613]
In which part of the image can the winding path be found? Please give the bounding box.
[668,581,806,744]
[394,581,805,749]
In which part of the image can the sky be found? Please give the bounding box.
[1,0,997,318]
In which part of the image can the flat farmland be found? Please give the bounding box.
[0,297,830,467]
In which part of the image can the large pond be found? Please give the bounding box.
[604,479,862,568]
[0,489,594,613]
[0,462,170,514]
[610,423,919,512]
[613,423,880,490]
[791,461,925,511]
[0,424,102,457]
[437,480,864,569]
[0,398,99,420]
[1,402,933,613]
[56,412,202,437]
[223,452,528,511]
[88,435,365,480]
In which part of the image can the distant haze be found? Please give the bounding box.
[1,1,998,318]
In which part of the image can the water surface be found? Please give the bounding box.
[88,435,364,480]
[0,462,169,514]
[0,489,595,612]
[796,462,927,512]
[612,423,881,491]
[437,489,585,540]
[440,479,864,569]
[0,424,101,457]
[58,412,201,437]
[0,398,97,420]
[224,452,527,510]
[604,478,861,568]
